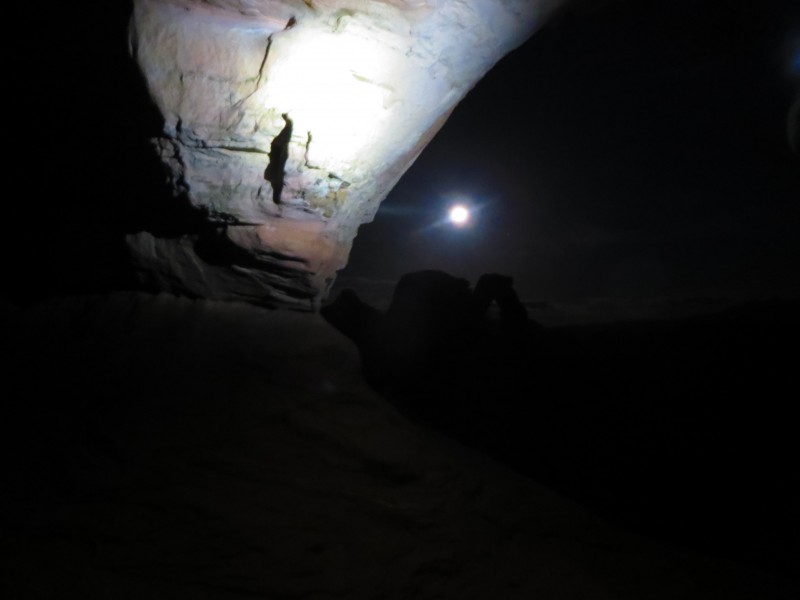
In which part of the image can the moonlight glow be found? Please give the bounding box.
[449,204,470,226]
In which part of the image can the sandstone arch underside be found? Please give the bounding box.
[128,0,565,308]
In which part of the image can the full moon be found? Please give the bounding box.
[448,204,470,226]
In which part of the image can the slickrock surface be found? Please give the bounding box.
[1,292,794,598]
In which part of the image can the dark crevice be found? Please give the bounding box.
[208,145,269,155]
[256,249,308,264]
[233,34,273,107]
[265,279,317,300]
[265,114,293,204]
[193,227,264,269]
[253,36,272,92]
[193,227,308,276]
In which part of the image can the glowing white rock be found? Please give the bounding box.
[129,0,565,308]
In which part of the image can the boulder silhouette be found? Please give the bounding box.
[323,270,537,390]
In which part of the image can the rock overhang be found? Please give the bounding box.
[128,0,564,308]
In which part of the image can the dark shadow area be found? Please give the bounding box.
[4,293,796,599]
[4,1,206,305]
[323,270,800,579]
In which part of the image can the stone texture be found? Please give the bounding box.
[128,0,565,308]
[3,292,795,598]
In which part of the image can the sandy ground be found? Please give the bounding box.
[1,292,795,599]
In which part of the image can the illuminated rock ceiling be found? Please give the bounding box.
[129,0,564,308]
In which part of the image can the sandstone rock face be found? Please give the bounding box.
[129,0,564,308]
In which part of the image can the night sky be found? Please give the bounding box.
[335,0,800,316]
[6,0,799,320]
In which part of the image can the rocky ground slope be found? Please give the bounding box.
[1,292,795,598]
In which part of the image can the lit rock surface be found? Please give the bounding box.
[2,292,794,598]
[128,0,564,308]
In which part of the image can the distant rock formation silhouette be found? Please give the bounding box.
[324,273,800,577]
[322,270,539,388]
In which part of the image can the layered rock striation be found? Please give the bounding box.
[128,0,564,308]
